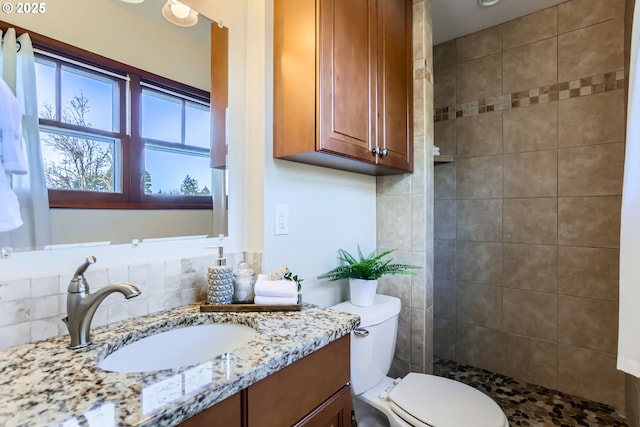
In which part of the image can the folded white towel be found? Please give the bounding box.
[254,274,298,298]
[254,295,299,305]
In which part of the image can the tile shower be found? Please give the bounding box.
[433,0,626,412]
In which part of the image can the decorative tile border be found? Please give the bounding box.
[434,69,625,122]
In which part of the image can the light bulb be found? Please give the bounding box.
[170,0,190,19]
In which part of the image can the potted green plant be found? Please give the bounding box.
[317,245,419,307]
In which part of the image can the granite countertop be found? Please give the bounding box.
[0,303,360,427]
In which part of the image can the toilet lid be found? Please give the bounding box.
[388,373,507,427]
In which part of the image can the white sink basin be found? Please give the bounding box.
[98,323,257,373]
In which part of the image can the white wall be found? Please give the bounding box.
[255,0,377,307]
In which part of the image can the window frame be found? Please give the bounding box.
[17,24,214,210]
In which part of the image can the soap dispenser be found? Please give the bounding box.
[207,234,233,305]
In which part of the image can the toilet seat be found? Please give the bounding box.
[388,373,508,427]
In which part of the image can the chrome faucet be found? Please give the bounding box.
[62,256,141,349]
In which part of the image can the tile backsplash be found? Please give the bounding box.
[0,252,262,350]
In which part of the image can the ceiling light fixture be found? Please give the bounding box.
[120,0,144,3]
[161,0,199,27]
[478,0,501,6]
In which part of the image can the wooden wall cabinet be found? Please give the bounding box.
[179,335,352,427]
[274,0,413,175]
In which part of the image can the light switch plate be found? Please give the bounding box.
[275,204,289,235]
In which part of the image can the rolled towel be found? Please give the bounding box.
[266,265,288,280]
[254,274,298,298]
[254,295,299,305]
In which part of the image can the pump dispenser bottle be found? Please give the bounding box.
[207,234,233,304]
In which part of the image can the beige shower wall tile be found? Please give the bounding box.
[434,317,456,359]
[434,199,456,240]
[558,143,625,196]
[626,376,640,427]
[558,0,625,34]
[503,38,557,94]
[456,241,502,285]
[412,194,428,252]
[503,333,558,390]
[456,111,502,157]
[503,198,557,245]
[412,250,431,310]
[457,53,502,103]
[503,288,557,341]
[558,246,619,301]
[456,26,502,63]
[377,194,412,251]
[434,65,456,107]
[434,278,456,319]
[412,1,425,61]
[503,101,558,153]
[503,243,557,293]
[456,155,502,199]
[503,150,557,198]
[457,199,502,242]
[558,90,625,148]
[377,173,411,196]
[434,119,456,156]
[558,344,625,408]
[456,323,503,373]
[434,162,456,200]
[502,7,558,50]
[434,40,456,69]
[558,196,621,248]
[414,77,426,136]
[558,18,624,83]
[434,239,456,280]
[558,295,618,354]
[411,308,426,367]
[457,282,502,330]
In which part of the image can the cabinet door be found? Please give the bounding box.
[294,385,353,427]
[177,392,242,427]
[377,0,412,171]
[247,336,350,427]
[319,0,377,162]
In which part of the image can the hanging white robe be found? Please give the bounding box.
[0,76,25,232]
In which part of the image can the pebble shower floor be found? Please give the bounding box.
[433,357,628,427]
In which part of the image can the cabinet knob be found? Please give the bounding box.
[371,147,379,156]
[381,148,388,157]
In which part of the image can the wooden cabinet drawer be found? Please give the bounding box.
[246,335,351,427]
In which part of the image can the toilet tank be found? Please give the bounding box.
[332,294,401,395]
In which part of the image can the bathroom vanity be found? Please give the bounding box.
[0,303,359,426]
[181,335,351,427]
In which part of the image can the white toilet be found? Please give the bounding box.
[332,294,509,427]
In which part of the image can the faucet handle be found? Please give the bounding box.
[68,256,97,293]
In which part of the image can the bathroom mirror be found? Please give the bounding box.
[0,0,231,252]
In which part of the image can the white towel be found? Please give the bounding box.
[254,295,299,305]
[0,78,27,175]
[254,274,298,298]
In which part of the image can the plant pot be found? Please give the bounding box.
[349,278,378,307]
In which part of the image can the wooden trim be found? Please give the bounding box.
[210,23,228,169]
